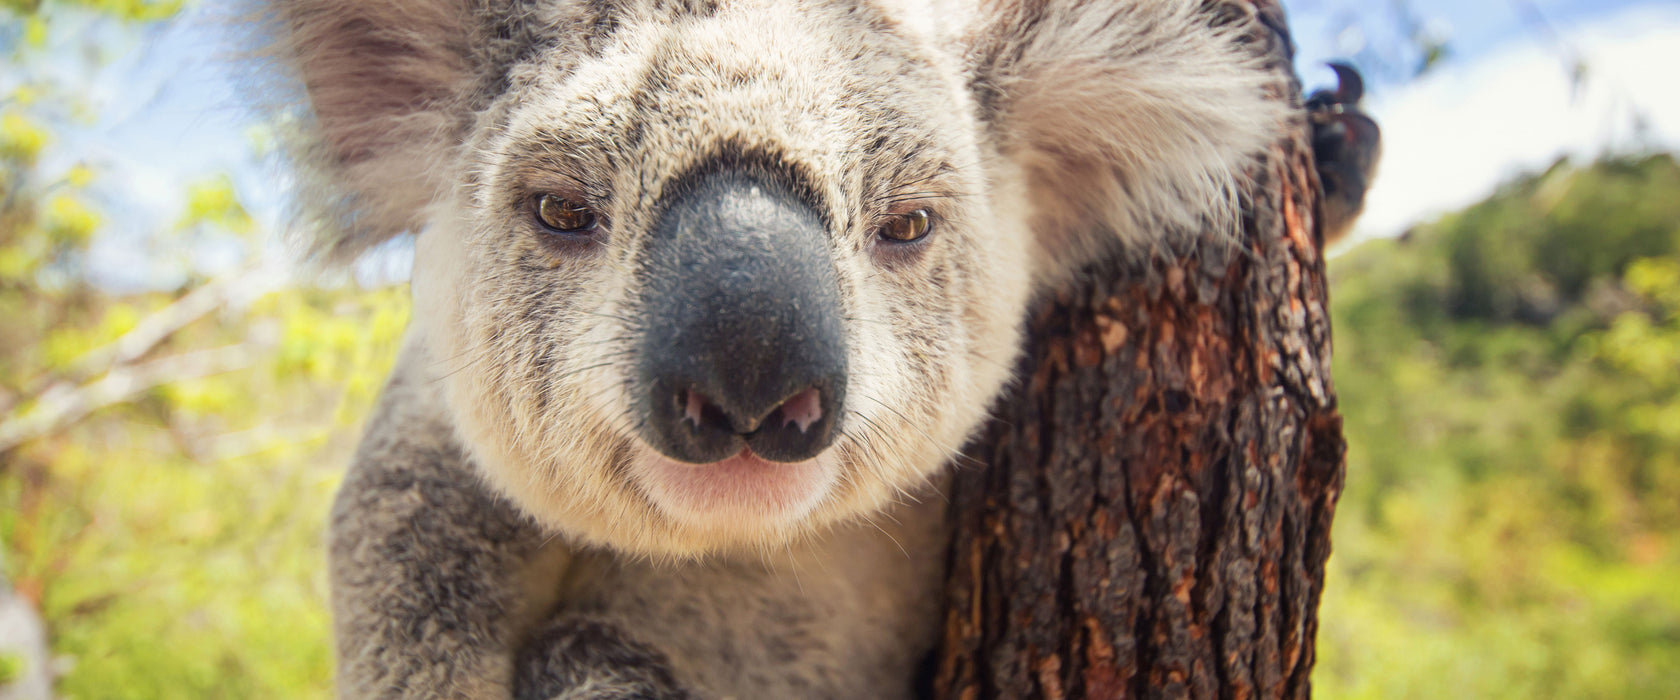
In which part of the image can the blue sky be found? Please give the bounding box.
[1286,0,1680,247]
[17,0,1680,286]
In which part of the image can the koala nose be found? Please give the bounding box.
[635,170,847,465]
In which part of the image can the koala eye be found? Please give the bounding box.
[877,209,932,243]
[534,194,599,233]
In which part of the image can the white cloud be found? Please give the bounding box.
[1350,5,1680,242]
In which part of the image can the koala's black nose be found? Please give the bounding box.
[635,170,847,465]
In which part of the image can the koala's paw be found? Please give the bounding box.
[1307,62,1382,246]
[513,618,700,700]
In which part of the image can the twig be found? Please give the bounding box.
[0,344,262,453]
[67,265,278,382]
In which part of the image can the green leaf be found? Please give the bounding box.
[0,112,51,163]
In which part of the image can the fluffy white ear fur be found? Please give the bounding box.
[261,0,475,265]
[965,0,1291,275]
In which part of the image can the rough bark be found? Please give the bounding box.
[930,3,1346,698]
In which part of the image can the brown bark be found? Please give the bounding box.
[930,4,1346,698]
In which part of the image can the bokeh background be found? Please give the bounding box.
[1,0,1677,697]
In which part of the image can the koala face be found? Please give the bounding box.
[268,0,1289,557]
[413,1,1029,556]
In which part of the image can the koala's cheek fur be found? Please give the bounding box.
[413,210,660,554]
[834,165,1035,508]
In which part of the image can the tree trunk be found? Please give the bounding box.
[930,4,1346,698]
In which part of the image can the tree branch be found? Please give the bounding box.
[63,266,279,384]
[0,265,283,448]
[0,344,262,454]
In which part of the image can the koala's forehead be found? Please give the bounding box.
[476,0,971,211]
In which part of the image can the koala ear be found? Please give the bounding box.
[964,0,1291,272]
[259,0,477,265]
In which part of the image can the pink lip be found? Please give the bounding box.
[689,446,778,471]
[640,447,831,522]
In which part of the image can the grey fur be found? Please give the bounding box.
[255,0,1291,697]
[334,341,945,699]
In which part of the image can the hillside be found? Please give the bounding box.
[1317,154,1680,698]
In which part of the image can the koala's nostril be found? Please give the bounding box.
[743,384,841,464]
[680,389,736,435]
[772,388,823,434]
[682,388,824,437]
[683,390,703,427]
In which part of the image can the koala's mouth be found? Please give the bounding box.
[633,389,839,533]
[635,443,837,531]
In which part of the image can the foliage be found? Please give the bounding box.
[0,652,20,685]
[2,287,406,699]
[1,2,397,698]
[1316,154,1680,699]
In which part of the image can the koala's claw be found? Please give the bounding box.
[1307,62,1382,246]
[514,618,701,700]
[1308,62,1365,108]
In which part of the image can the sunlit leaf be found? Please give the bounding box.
[0,112,51,163]
[44,193,100,244]
[177,175,254,236]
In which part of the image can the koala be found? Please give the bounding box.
[256,0,1295,698]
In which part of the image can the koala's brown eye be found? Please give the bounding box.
[535,194,598,233]
[877,209,931,243]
